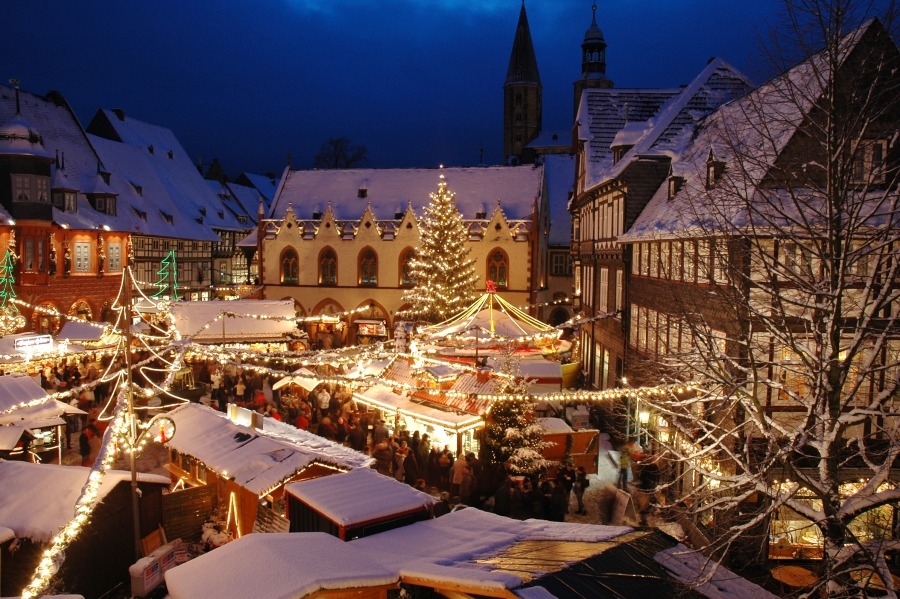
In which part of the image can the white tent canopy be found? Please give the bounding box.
[170,299,300,343]
[272,367,320,392]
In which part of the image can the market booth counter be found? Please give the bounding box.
[0,374,86,463]
[285,467,436,540]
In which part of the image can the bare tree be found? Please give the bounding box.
[312,137,368,169]
[631,2,900,595]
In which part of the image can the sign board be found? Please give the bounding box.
[14,334,53,352]
[610,488,639,526]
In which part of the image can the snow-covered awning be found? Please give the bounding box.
[353,385,483,431]
[271,367,320,392]
[0,375,86,428]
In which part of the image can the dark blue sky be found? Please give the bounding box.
[1,1,881,177]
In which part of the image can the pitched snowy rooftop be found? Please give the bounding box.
[285,467,436,526]
[164,403,372,495]
[269,166,545,221]
[620,20,885,242]
[0,459,168,543]
[0,374,84,427]
[165,508,777,599]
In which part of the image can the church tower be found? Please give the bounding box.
[503,1,541,164]
[573,3,613,117]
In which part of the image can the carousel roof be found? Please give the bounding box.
[419,291,559,345]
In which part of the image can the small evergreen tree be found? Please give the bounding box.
[0,249,24,334]
[481,348,553,475]
[152,250,180,300]
[402,175,478,322]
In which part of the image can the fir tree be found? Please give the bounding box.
[402,175,478,322]
[0,249,24,334]
[481,348,553,475]
[152,250,180,300]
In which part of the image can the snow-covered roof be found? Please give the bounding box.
[355,384,485,427]
[0,425,27,450]
[543,153,575,246]
[577,59,751,192]
[0,374,85,427]
[164,404,372,495]
[620,20,885,242]
[536,417,573,434]
[0,459,168,542]
[169,299,299,342]
[269,166,544,222]
[655,544,779,599]
[165,532,395,599]
[56,320,110,342]
[285,467,436,526]
[165,508,775,598]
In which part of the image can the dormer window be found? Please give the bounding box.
[706,150,726,189]
[199,207,207,216]
[218,210,224,219]
[148,145,154,154]
[612,145,632,164]
[167,150,173,159]
[237,215,249,225]
[134,207,147,221]
[130,182,142,196]
[160,210,173,225]
[851,138,888,185]
[668,175,684,200]
[357,187,367,198]
[89,193,116,216]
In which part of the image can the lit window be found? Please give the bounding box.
[399,248,416,287]
[108,243,122,271]
[320,249,337,285]
[488,249,508,289]
[360,249,377,286]
[281,248,299,284]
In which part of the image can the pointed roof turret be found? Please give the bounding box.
[581,3,609,82]
[504,2,541,87]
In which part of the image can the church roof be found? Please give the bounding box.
[504,2,541,87]
[269,166,544,222]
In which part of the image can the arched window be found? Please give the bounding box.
[488,249,508,289]
[399,247,416,287]
[319,248,337,286]
[359,248,378,286]
[281,248,299,284]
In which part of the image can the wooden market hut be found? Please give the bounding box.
[162,403,373,538]
[285,467,436,540]
[0,460,168,598]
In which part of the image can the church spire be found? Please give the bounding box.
[503,1,542,164]
[504,1,541,87]
[574,3,613,117]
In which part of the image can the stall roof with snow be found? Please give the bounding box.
[164,403,373,496]
[0,374,84,428]
[165,508,777,599]
[0,459,169,543]
[169,299,300,343]
[285,468,436,538]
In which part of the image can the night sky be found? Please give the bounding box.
[1,1,884,177]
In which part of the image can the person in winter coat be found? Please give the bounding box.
[372,439,393,476]
[403,449,420,486]
[573,466,590,515]
[450,452,468,498]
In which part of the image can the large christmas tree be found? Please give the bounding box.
[402,175,478,322]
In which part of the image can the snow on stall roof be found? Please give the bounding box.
[165,404,371,495]
[536,417,573,434]
[356,384,484,426]
[0,525,14,544]
[169,299,299,342]
[285,468,436,526]
[0,459,168,543]
[56,320,108,342]
[164,532,396,599]
[352,509,634,591]
[655,543,779,599]
[270,166,544,221]
[0,375,85,427]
